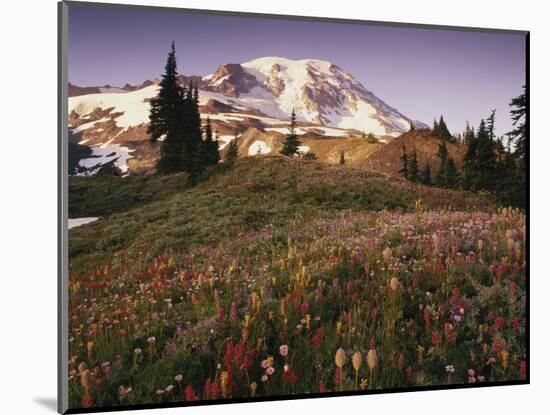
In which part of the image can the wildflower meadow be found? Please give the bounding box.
[67,157,527,409]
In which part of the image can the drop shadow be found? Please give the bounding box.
[34,397,57,412]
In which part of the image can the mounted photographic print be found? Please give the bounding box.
[58,1,529,413]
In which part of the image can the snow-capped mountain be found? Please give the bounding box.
[68,56,427,175]
[201,57,425,135]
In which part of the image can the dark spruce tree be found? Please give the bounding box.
[431,118,439,136]
[431,116,453,141]
[339,151,345,166]
[508,85,527,165]
[486,109,497,141]
[200,117,220,168]
[435,142,449,187]
[475,119,497,191]
[437,116,453,141]
[495,148,521,206]
[420,162,432,186]
[148,42,186,174]
[181,84,204,177]
[462,124,478,191]
[225,131,239,163]
[280,110,302,156]
[505,85,527,207]
[409,148,420,182]
[443,156,460,189]
[398,144,409,180]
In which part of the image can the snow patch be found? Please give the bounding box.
[77,143,134,175]
[68,217,99,229]
[248,140,272,155]
[69,85,159,129]
[217,135,236,150]
[70,117,110,134]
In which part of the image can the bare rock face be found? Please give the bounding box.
[205,64,261,97]
[266,64,285,97]
[201,99,236,114]
[68,83,102,97]
[176,75,207,89]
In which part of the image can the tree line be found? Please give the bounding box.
[399,88,527,208]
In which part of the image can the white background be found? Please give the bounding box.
[0,0,547,414]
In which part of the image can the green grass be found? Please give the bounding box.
[69,156,493,276]
[69,173,190,217]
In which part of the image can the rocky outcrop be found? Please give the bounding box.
[204,64,261,97]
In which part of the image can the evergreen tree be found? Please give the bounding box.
[435,142,449,187]
[339,151,345,166]
[409,122,416,132]
[505,85,527,208]
[486,109,497,141]
[280,110,302,156]
[437,116,453,140]
[475,119,497,191]
[225,131,239,163]
[409,148,420,182]
[363,132,378,143]
[148,42,186,174]
[495,148,522,206]
[507,85,527,164]
[420,162,432,186]
[431,116,452,141]
[431,118,439,136]
[200,117,220,168]
[303,152,317,160]
[462,124,478,190]
[443,156,460,189]
[180,83,204,177]
[398,144,409,179]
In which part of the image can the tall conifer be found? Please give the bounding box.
[280,110,301,156]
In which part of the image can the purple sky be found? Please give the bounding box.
[68,4,526,136]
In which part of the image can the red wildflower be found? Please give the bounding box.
[211,382,219,400]
[334,367,342,386]
[369,336,376,350]
[319,380,328,393]
[495,316,505,331]
[520,360,526,380]
[230,302,238,321]
[300,301,309,316]
[204,378,212,400]
[342,311,350,325]
[185,385,198,401]
[217,306,225,323]
[406,366,413,379]
[432,331,441,347]
[423,308,431,328]
[81,395,94,408]
[282,365,298,385]
[313,327,324,350]
[397,354,405,369]
[492,339,506,354]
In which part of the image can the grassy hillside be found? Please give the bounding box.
[67,157,526,410]
[69,172,190,217]
[69,156,493,275]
